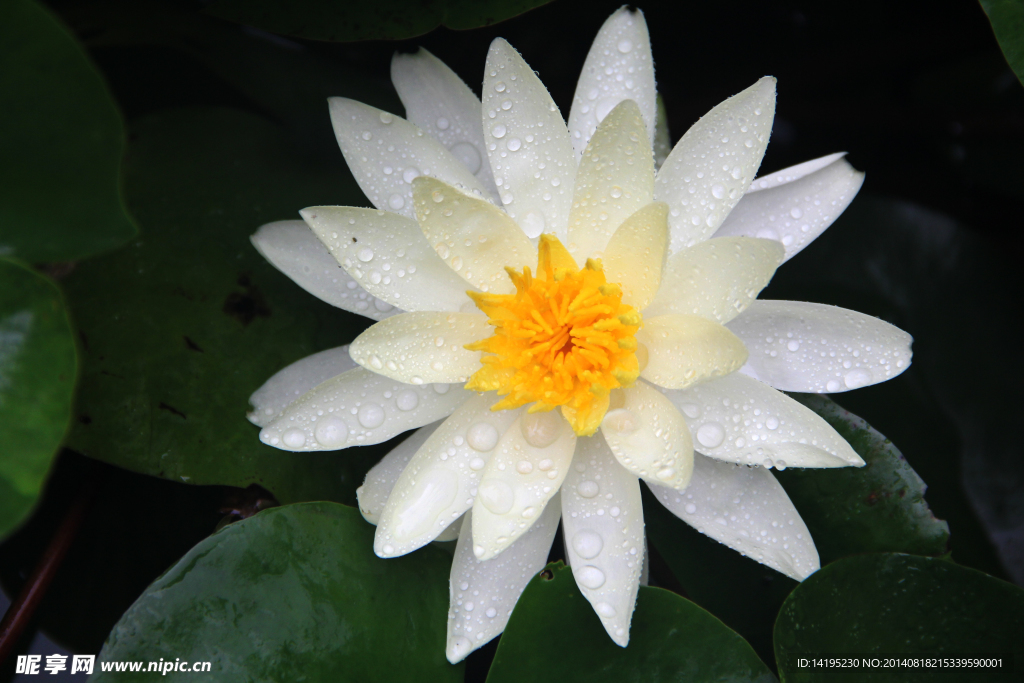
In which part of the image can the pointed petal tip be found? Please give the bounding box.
[446,636,474,664]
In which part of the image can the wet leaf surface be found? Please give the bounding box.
[487,562,777,683]
[774,553,1024,682]
[61,107,384,504]
[0,0,135,263]
[94,502,459,682]
[0,259,76,540]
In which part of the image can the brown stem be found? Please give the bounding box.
[0,480,94,666]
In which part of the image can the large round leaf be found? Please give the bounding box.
[95,502,460,682]
[204,0,553,42]
[774,553,1024,682]
[486,562,775,683]
[776,394,949,564]
[0,0,135,263]
[980,0,1024,87]
[61,107,380,504]
[0,258,76,539]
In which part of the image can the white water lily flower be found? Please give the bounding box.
[248,7,913,663]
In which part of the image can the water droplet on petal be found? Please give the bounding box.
[358,403,385,428]
[467,423,500,452]
[521,411,562,448]
[314,417,348,447]
[696,422,726,448]
[573,530,603,559]
[396,389,419,411]
[576,565,606,589]
[478,479,514,514]
[283,428,306,448]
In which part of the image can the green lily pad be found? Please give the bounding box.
[61,106,381,504]
[486,562,776,683]
[774,553,1024,682]
[776,394,949,564]
[94,502,460,682]
[980,0,1024,87]
[0,258,76,539]
[0,0,136,263]
[204,0,553,42]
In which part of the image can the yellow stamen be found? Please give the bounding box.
[465,234,641,436]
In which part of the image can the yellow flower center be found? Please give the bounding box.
[464,235,641,436]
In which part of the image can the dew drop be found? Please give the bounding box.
[516,460,534,474]
[282,428,306,448]
[357,403,385,429]
[436,116,450,130]
[576,565,606,589]
[577,481,600,498]
[844,368,872,389]
[467,423,500,452]
[357,247,374,262]
[388,193,405,210]
[696,422,726,448]
[314,417,348,448]
[711,184,725,199]
[684,503,697,514]
[521,411,562,448]
[594,602,617,618]
[491,124,507,139]
[573,530,603,559]
[478,479,514,514]
[790,207,803,219]
[826,379,843,392]
[617,39,633,53]
[450,142,482,174]
[396,389,419,411]
[402,167,420,184]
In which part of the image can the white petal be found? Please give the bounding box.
[357,422,441,524]
[301,206,475,312]
[653,95,671,171]
[471,411,576,560]
[328,98,490,220]
[567,7,657,159]
[259,367,469,452]
[374,393,522,557]
[567,100,656,261]
[446,501,560,663]
[248,345,357,428]
[391,48,499,198]
[251,220,397,321]
[727,301,913,393]
[660,373,864,468]
[656,78,776,253]
[349,312,486,384]
[637,314,749,390]
[600,381,693,491]
[562,435,644,646]
[602,202,667,311]
[643,236,784,324]
[714,156,864,262]
[746,152,847,193]
[434,516,463,542]
[649,454,820,581]
[413,177,536,294]
[482,39,576,239]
